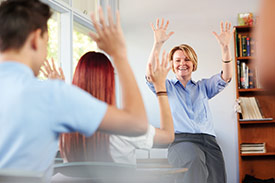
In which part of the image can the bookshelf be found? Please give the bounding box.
[239,88,265,93]
[234,26,275,183]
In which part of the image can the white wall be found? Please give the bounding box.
[119,0,259,182]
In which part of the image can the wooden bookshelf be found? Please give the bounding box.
[237,56,254,60]
[241,152,275,157]
[234,26,275,183]
[239,88,265,92]
[240,120,275,125]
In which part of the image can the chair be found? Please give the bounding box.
[52,161,187,183]
[0,169,44,183]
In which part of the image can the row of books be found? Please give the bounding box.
[241,143,266,154]
[237,61,261,89]
[235,34,255,58]
[239,97,262,120]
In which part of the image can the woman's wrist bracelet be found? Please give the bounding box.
[156,91,167,96]
[222,59,232,63]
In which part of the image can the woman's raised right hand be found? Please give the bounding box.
[148,50,171,87]
[151,18,174,45]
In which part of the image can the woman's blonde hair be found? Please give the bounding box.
[168,44,198,72]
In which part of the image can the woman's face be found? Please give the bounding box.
[172,50,194,79]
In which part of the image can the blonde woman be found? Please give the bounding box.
[145,19,233,183]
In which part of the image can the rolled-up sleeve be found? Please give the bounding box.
[50,81,107,137]
[202,72,229,99]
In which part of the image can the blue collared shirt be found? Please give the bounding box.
[0,62,107,181]
[146,73,228,136]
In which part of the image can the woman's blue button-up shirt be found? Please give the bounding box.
[146,73,228,136]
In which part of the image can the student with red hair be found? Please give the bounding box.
[43,50,174,164]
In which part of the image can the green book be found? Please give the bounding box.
[235,30,239,57]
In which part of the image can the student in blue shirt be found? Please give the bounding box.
[145,19,233,183]
[0,0,148,182]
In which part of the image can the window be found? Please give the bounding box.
[73,22,98,73]
[47,12,60,65]
[60,0,70,5]
[72,0,98,19]
[38,11,60,80]
[43,0,118,82]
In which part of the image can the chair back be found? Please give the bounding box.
[0,169,44,183]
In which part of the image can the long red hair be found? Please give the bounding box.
[59,51,115,162]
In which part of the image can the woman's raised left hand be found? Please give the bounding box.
[213,22,234,47]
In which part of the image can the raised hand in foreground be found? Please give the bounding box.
[40,58,65,81]
[148,50,171,91]
[148,50,174,146]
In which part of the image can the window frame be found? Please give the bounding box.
[41,0,119,83]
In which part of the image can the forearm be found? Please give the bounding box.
[146,43,163,77]
[153,83,174,145]
[221,45,233,82]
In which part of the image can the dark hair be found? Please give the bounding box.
[59,51,115,162]
[0,0,52,52]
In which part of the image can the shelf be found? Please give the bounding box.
[234,25,253,29]
[236,56,254,60]
[234,25,275,183]
[238,88,265,92]
[241,152,275,157]
[239,120,275,125]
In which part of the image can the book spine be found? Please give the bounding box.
[240,62,246,88]
[250,37,255,56]
[237,60,241,89]
[245,64,249,89]
[235,31,239,57]
[246,37,250,56]
[242,36,247,57]
[238,34,243,57]
[248,68,254,88]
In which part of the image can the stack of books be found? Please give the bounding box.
[239,97,262,120]
[236,34,255,58]
[236,61,261,89]
[241,143,266,154]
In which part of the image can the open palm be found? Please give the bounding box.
[148,50,171,85]
[213,22,233,47]
[151,18,174,44]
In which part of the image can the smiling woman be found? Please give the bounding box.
[168,44,197,81]
[145,18,233,183]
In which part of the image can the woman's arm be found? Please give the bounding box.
[213,22,234,82]
[148,51,174,147]
[146,19,174,81]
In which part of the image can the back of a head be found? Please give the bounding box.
[0,0,51,52]
[60,51,115,162]
[72,51,115,105]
